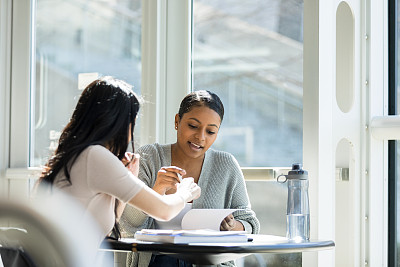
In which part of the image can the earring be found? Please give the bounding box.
[175,126,178,130]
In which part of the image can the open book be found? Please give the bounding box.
[137,208,246,243]
[155,207,239,231]
[134,229,248,243]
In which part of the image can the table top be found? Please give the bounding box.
[101,234,335,265]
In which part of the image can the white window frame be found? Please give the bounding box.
[0,0,13,197]
[0,0,35,200]
[140,0,191,146]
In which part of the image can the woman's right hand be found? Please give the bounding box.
[153,166,186,195]
[176,178,201,203]
[123,152,140,177]
[128,177,201,222]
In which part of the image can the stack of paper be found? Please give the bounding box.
[134,229,249,244]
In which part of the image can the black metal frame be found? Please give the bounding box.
[388,0,398,266]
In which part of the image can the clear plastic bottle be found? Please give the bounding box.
[278,163,310,241]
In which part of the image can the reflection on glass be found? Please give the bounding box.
[193,0,303,167]
[32,0,141,166]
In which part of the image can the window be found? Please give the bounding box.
[31,0,142,166]
[192,0,303,167]
[192,1,304,266]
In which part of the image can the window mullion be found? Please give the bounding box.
[164,0,191,144]
[388,0,398,265]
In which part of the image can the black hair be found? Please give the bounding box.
[40,76,140,185]
[178,90,224,121]
[39,76,140,239]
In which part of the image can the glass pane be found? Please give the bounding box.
[395,141,400,264]
[31,0,142,167]
[192,0,303,167]
[396,0,400,264]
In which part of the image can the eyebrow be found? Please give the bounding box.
[188,117,220,128]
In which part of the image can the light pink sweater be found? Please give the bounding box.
[54,145,145,245]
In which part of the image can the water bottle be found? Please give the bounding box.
[277,163,310,241]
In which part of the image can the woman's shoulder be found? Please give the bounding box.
[204,149,243,180]
[82,144,109,157]
[136,143,171,170]
[85,144,108,153]
[78,145,127,179]
[207,148,238,165]
[84,144,114,156]
[83,145,118,163]
[137,143,170,156]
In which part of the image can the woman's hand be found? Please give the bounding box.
[122,152,140,177]
[128,177,201,222]
[220,214,244,231]
[153,166,186,195]
[176,177,201,203]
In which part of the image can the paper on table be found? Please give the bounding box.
[181,209,238,231]
[134,229,248,243]
[155,203,193,230]
[155,207,240,231]
[139,229,246,236]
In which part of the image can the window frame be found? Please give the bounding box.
[388,0,398,265]
[140,0,191,146]
[0,0,13,197]
[8,0,32,169]
[3,0,34,199]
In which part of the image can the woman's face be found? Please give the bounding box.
[175,105,221,159]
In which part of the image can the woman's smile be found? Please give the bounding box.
[188,141,204,151]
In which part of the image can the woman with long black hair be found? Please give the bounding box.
[36,76,201,249]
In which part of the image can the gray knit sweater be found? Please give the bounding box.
[120,143,260,267]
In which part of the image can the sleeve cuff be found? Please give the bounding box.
[237,219,252,234]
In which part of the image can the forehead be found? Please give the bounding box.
[181,106,221,124]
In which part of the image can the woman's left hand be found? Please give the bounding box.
[122,152,140,177]
[220,214,244,231]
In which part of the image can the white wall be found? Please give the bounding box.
[304,0,388,266]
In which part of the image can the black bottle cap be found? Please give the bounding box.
[287,163,308,178]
